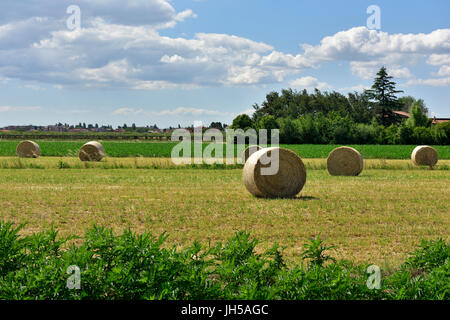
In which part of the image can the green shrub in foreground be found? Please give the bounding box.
[0,221,448,300]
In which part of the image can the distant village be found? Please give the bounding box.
[1,113,447,135]
[0,122,228,134]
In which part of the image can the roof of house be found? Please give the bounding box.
[393,111,410,117]
[391,111,450,124]
[432,117,450,124]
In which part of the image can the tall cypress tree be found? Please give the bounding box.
[366,67,403,126]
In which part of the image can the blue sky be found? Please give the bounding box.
[0,0,449,128]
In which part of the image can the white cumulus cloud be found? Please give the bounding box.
[1,4,450,90]
[112,107,230,117]
[289,76,331,90]
[406,77,450,87]
[437,65,450,77]
[0,106,41,112]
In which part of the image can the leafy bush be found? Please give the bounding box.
[413,127,434,145]
[297,114,320,144]
[406,102,430,128]
[433,122,450,145]
[398,124,414,145]
[0,221,448,300]
[230,114,254,130]
[355,123,378,144]
[383,124,400,145]
[405,238,449,272]
[258,115,279,131]
[277,118,301,144]
[383,239,449,300]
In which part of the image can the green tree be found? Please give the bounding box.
[252,88,377,126]
[347,91,375,124]
[432,122,450,145]
[355,123,378,144]
[398,96,428,115]
[384,124,400,145]
[209,122,224,131]
[230,114,253,130]
[297,114,319,143]
[366,67,404,126]
[406,102,430,128]
[258,115,279,130]
[413,127,433,145]
[277,118,300,144]
[313,112,331,144]
[398,123,414,144]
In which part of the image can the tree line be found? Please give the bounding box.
[229,67,449,145]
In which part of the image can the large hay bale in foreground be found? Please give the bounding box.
[16,140,40,158]
[243,147,306,198]
[78,141,105,161]
[411,145,438,167]
[241,145,262,163]
[327,146,363,176]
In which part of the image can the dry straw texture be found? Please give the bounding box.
[78,141,105,162]
[327,146,363,176]
[243,147,306,198]
[16,140,40,158]
[411,145,438,167]
[241,145,262,163]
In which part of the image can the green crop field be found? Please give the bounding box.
[1,140,450,159]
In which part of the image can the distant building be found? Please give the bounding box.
[184,126,206,133]
[392,111,450,125]
[392,111,410,119]
[163,128,175,134]
[4,125,43,131]
[45,125,68,132]
[68,128,89,133]
[432,117,450,125]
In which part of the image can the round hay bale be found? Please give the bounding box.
[241,145,262,163]
[78,141,105,162]
[16,140,40,158]
[327,146,363,176]
[243,147,306,198]
[411,145,438,167]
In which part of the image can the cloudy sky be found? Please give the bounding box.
[0,0,449,127]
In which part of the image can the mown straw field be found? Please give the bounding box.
[1,159,448,268]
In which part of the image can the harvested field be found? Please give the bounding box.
[1,161,448,267]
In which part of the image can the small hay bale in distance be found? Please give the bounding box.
[243,147,306,198]
[241,145,262,163]
[78,141,105,162]
[16,140,41,158]
[327,146,363,176]
[411,145,438,167]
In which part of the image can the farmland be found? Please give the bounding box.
[0,140,449,300]
[0,155,449,267]
[0,140,450,159]
[2,0,449,301]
